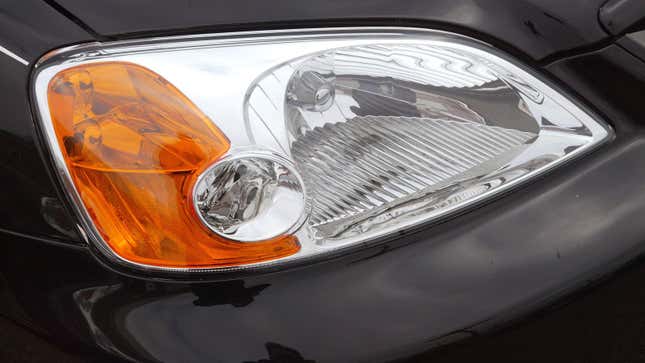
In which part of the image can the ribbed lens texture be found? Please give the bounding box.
[292,116,535,236]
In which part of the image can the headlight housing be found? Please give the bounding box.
[32,28,611,272]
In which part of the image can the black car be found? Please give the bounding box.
[2,0,645,362]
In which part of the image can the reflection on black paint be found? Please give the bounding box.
[246,342,315,363]
[525,20,541,36]
[349,245,393,265]
[192,280,269,307]
[0,130,80,241]
[40,196,78,239]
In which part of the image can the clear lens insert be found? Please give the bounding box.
[34,29,611,271]
[247,42,608,247]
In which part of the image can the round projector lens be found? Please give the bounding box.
[193,153,306,242]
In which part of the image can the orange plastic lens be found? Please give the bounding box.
[47,62,300,268]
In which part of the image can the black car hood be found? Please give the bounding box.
[50,0,609,60]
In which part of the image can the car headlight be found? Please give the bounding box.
[31,28,611,272]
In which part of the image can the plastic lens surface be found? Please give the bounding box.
[33,28,611,271]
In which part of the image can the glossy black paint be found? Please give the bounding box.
[3,0,645,362]
[51,0,608,61]
[404,252,645,363]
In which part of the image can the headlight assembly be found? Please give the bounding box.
[32,28,611,272]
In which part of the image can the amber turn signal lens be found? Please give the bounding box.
[47,62,300,268]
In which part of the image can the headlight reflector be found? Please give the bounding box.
[193,152,307,242]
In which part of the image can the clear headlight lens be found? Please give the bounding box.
[32,28,611,271]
